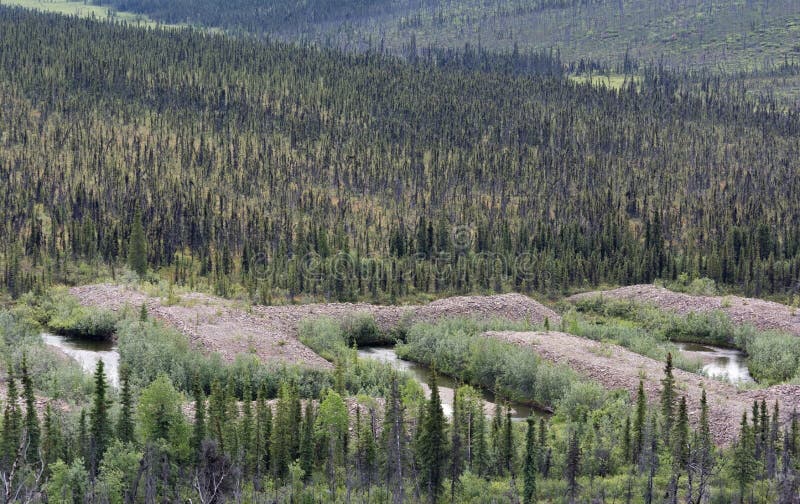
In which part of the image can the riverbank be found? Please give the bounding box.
[486,330,800,446]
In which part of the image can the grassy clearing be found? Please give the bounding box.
[569,73,642,90]
[1,0,167,27]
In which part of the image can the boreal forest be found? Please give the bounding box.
[1,1,800,503]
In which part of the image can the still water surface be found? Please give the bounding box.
[357,346,541,421]
[676,342,753,384]
[42,333,120,387]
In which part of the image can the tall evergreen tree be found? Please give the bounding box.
[733,411,758,501]
[633,380,647,464]
[20,354,40,463]
[191,379,206,462]
[523,417,537,504]
[240,377,254,472]
[384,374,406,504]
[661,353,676,445]
[565,428,581,504]
[254,384,271,478]
[127,208,148,277]
[116,366,135,445]
[418,372,447,504]
[300,401,315,481]
[89,359,111,477]
[1,374,21,467]
[449,387,462,502]
[41,404,62,471]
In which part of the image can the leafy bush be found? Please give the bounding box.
[341,313,390,346]
[0,310,94,401]
[396,317,585,409]
[735,330,800,384]
[48,307,117,340]
[118,316,333,399]
[17,287,118,340]
[298,317,349,362]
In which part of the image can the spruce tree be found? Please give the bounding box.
[565,428,581,504]
[191,379,206,461]
[661,353,675,444]
[383,374,406,504]
[300,401,315,481]
[77,409,88,466]
[669,396,689,504]
[240,377,254,472]
[418,372,447,504]
[116,366,135,445]
[127,208,148,277]
[733,412,758,501]
[450,387,462,502]
[633,380,647,464]
[1,374,21,467]
[89,359,111,476]
[696,389,714,502]
[21,354,40,462]
[503,407,514,475]
[523,417,537,504]
[472,404,488,477]
[207,379,226,452]
[42,404,62,471]
[254,384,271,478]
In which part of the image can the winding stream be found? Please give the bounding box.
[42,333,120,387]
[357,346,540,421]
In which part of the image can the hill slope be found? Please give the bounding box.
[2,7,800,302]
[91,0,800,71]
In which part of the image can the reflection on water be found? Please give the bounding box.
[676,342,754,384]
[42,333,120,387]
[357,346,540,421]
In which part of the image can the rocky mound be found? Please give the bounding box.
[569,284,800,336]
[70,284,558,369]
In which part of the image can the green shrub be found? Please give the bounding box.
[298,317,348,361]
[736,330,800,384]
[341,313,390,346]
[397,317,585,409]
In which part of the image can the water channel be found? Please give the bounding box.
[357,346,540,421]
[42,333,120,387]
[675,342,754,384]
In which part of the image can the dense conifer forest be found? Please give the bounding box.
[1,7,800,304]
[2,4,800,502]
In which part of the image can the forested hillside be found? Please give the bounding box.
[93,0,800,72]
[1,7,799,303]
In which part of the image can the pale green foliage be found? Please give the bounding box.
[315,390,348,438]
[45,459,89,504]
[97,440,143,504]
[136,374,190,460]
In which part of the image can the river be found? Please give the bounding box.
[42,333,120,387]
[357,346,540,421]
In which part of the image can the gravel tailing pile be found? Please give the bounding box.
[485,330,800,446]
[569,284,800,336]
[411,293,559,326]
[70,284,558,369]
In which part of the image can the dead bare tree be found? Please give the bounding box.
[1,430,44,504]
[193,440,233,504]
